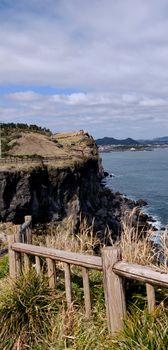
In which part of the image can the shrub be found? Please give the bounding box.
[0,270,62,349]
[0,255,9,279]
[112,305,168,350]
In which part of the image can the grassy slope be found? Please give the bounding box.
[1,124,98,170]
[2,124,96,157]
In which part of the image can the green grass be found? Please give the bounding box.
[1,213,168,349]
[0,270,63,349]
[1,267,168,349]
[0,255,9,278]
[113,306,168,350]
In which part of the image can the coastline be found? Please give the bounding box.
[101,148,168,232]
[103,172,160,235]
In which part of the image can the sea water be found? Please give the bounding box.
[101,148,168,228]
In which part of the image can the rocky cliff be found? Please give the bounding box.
[0,158,100,222]
[0,130,150,240]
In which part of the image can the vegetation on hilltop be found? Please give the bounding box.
[1,123,51,135]
[0,124,97,162]
[1,123,52,157]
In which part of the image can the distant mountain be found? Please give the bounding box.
[153,136,168,142]
[96,137,139,146]
[138,136,168,145]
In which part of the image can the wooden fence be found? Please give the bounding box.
[0,215,32,258]
[7,220,168,335]
[0,156,71,164]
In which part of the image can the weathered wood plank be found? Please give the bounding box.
[21,219,32,232]
[146,283,155,313]
[35,256,41,275]
[64,263,72,307]
[15,252,21,277]
[102,247,126,334]
[113,261,168,288]
[23,216,32,244]
[46,258,56,288]
[23,253,30,272]
[8,234,16,278]
[15,224,22,243]
[15,225,22,277]
[12,243,102,270]
[82,267,91,317]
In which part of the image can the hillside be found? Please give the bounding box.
[96,135,168,148]
[140,136,168,144]
[154,136,168,142]
[96,137,139,146]
[1,124,97,164]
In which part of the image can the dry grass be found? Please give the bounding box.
[120,208,155,265]
[0,210,168,349]
[37,209,168,272]
[118,208,168,272]
[0,221,15,235]
[8,130,96,159]
[46,215,101,255]
[9,132,68,157]
[0,222,16,250]
[0,130,97,170]
[0,156,85,171]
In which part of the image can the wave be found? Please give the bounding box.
[106,173,123,180]
[142,207,162,230]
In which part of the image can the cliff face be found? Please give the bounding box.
[0,158,105,223]
[0,130,150,240]
[0,130,100,222]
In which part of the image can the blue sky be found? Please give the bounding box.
[0,0,168,138]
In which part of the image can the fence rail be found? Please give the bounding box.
[11,243,102,270]
[7,224,168,335]
[113,261,168,287]
[0,156,71,164]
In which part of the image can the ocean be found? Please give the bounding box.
[101,148,168,229]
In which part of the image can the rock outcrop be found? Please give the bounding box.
[0,131,150,240]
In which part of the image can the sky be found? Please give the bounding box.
[0,0,168,139]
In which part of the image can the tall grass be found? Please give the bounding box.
[119,208,168,271]
[120,208,156,265]
[0,255,9,278]
[1,210,168,349]
[113,305,168,350]
[0,270,62,350]
[45,215,102,254]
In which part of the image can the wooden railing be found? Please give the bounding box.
[7,229,168,335]
[0,156,71,164]
[0,215,32,258]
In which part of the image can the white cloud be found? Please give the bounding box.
[1,91,168,138]
[0,0,168,137]
[0,0,168,92]
[7,91,41,102]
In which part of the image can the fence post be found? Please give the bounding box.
[82,267,91,317]
[24,215,32,244]
[102,246,126,334]
[46,258,56,288]
[8,233,16,278]
[64,263,72,308]
[146,283,155,313]
[35,256,41,275]
[8,224,21,278]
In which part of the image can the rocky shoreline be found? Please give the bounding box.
[83,174,153,242]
